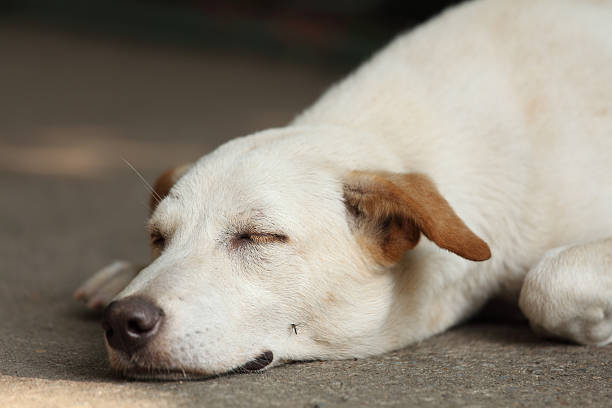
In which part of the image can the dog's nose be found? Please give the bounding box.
[102,296,163,356]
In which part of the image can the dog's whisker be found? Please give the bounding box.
[121,156,163,204]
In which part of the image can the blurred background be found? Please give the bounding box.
[0,0,463,178]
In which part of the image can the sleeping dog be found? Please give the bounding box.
[75,0,612,379]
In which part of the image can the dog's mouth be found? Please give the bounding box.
[111,350,275,381]
[233,350,274,372]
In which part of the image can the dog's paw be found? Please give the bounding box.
[527,306,612,346]
[73,261,143,310]
[519,244,612,346]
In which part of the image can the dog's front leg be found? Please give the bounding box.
[73,261,145,310]
[519,238,612,346]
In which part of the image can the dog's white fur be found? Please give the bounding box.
[75,0,612,378]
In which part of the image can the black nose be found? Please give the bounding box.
[102,296,163,356]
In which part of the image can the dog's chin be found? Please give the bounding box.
[107,347,277,381]
[107,348,212,380]
[118,366,215,381]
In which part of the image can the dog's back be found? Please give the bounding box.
[296,0,612,283]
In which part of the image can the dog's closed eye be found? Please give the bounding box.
[232,232,288,249]
[150,230,166,250]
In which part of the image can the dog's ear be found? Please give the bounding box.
[150,164,192,213]
[343,171,491,266]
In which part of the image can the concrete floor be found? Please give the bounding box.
[0,25,610,408]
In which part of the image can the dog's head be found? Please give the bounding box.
[103,127,490,379]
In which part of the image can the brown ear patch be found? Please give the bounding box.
[149,164,192,213]
[343,171,491,266]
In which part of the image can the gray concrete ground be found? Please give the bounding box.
[0,25,610,408]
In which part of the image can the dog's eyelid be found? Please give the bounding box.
[147,221,161,236]
[147,219,175,239]
[147,223,170,251]
[149,229,166,247]
[231,231,289,248]
[149,226,163,238]
[242,231,288,240]
[251,232,289,241]
[150,229,164,239]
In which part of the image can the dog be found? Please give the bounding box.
[74,0,612,379]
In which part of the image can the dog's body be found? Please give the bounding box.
[76,0,612,379]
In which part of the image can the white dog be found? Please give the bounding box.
[75,0,612,379]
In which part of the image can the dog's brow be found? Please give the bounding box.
[148,196,182,229]
[147,222,160,235]
[233,209,280,231]
[147,213,175,237]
